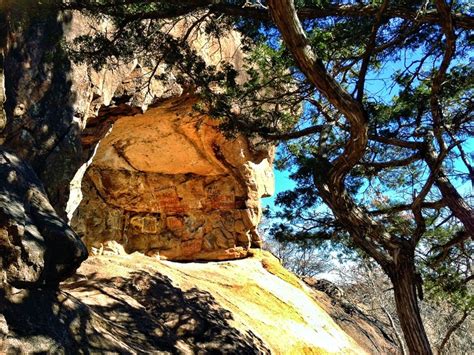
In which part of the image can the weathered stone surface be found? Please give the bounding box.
[0,149,87,288]
[72,96,274,260]
[0,252,394,354]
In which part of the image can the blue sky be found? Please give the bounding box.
[261,55,473,211]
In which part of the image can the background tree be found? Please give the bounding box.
[331,258,473,354]
[52,0,473,353]
[260,212,334,277]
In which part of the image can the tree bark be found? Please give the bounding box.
[390,254,433,355]
[268,0,368,189]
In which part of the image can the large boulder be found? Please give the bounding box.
[0,149,87,288]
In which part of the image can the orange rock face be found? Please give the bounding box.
[72,96,274,260]
[54,12,276,261]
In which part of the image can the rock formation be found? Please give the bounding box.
[1,10,273,262]
[72,94,274,260]
[0,7,400,354]
[0,250,398,354]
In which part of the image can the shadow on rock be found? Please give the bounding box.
[1,271,270,354]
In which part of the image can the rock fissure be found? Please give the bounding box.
[111,142,139,171]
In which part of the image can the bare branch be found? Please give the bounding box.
[437,310,470,353]
[369,135,423,150]
[261,125,324,141]
[356,0,390,102]
[361,153,421,170]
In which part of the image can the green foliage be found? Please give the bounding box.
[421,226,474,312]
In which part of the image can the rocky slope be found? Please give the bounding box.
[1,250,397,354]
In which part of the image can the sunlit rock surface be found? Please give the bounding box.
[71,95,274,260]
[1,251,396,354]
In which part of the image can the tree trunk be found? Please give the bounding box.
[391,257,432,354]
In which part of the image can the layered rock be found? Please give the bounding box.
[72,95,274,260]
[1,10,246,212]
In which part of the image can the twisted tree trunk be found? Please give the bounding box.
[268,1,434,353]
[390,252,432,355]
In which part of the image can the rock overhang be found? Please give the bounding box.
[72,95,275,261]
[0,8,275,270]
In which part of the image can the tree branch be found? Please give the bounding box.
[424,147,474,237]
[369,134,423,149]
[369,200,445,216]
[261,124,324,140]
[269,0,368,190]
[356,0,389,102]
[430,0,457,152]
[430,230,471,266]
[437,310,470,353]
[361,152,421,170]
[268,0,396,269]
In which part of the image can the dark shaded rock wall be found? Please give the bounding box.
[0,148,87,288]
[1,11,83,214]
